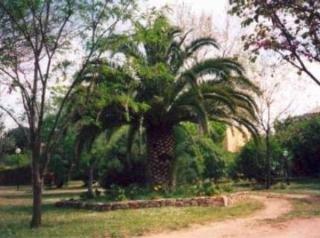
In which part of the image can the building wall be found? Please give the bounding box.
[223,126,250,153]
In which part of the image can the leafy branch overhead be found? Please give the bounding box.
[230,0,320,86]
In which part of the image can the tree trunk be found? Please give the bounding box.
[87,165,94,198]
[285,155,290,185]
[146,125,176,190]
[66,163,75,184]
[265,128,271,189]
[30,144,42,228]
[67,138,82,184]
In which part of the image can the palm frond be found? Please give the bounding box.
[183,58,245,80]
[185,37,219,57]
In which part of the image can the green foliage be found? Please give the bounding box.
[95,181,235,203]
[67,13,259,188]
[193,180,219,196]
[276,116,320,176]
[74,125,147,189]
[105,184,128,201]
[174,122,228,184]
[0,136,16,160]
[0,127,30,169]
[235,138,283,183]
[210,122,227,144]
[0,0,139,228]
[98,134,147,188]
[230,0,320,84]
[6,127,29,150]
[1,153,29,168]
[41,116,77,185]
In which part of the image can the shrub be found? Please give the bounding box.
[217,182,234,193]
[192,181,219,196]
[175,123,228,185]
[105,184,127,201]
[235,138,283,183]
[276,116,320,177]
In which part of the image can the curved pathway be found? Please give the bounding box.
[140,195,320,238]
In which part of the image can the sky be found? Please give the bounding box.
[146,0,320,119]
[1,0,320,129]
[147,0,228,12]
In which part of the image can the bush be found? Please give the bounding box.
[202,145,226,181]
[175,123,228,185]
[192,181,219,196]
[48,154,69,187]
[99,155,147,188]
[276,116,320,177]
[105,184,127,201]
[98,132,148,189]
[217,182,234,193]
[235,138,283,183]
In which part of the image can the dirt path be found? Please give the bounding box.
[140,195,320,238]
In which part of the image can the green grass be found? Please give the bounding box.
[0,185,262,238]
[231,178,320,195]
[283,197,320,219]
[267,178,320,195]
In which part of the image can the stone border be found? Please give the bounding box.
[55,192,249,212]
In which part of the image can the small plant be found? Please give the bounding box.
[217,182,234,193]
[126,184,141,199]
[106,185,127,201]
[193,181,219,196]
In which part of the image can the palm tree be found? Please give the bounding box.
[80,15,259,189]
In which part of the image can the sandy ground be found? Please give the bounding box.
[140,195,320,238]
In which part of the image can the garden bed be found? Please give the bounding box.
[55,192,249,211]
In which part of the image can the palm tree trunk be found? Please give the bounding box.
[146,125,176,190]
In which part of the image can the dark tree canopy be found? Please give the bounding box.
[276,115,320,176]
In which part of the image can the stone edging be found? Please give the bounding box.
[55,192,250,212]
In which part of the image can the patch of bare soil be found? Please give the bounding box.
[140,195,320,238]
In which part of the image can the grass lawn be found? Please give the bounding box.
[283,196,320,219]
[268,178,320,195]
[0,183,262,238]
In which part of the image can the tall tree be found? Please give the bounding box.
[254,60,293,188]
[230,0,320,86]
[0,0,136,228]
[83,15,259,189]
